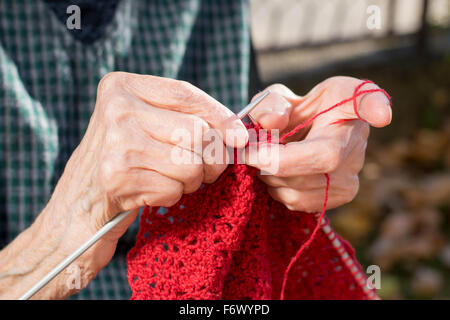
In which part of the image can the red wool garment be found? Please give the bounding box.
[126,80,390,300]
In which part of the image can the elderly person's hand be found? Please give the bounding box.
[246,77,392,213]
[0,72,247,299]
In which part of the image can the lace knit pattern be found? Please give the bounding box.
[127,162,378,300]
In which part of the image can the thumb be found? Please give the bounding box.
[354,83,392,128]
[249,84,297,131]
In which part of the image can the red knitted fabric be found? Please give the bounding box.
[126,80,389,300]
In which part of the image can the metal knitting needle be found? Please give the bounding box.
[19,90,270,300]
[19,210,132,300]
[237,90,270,120]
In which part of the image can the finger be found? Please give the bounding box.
[258,173,327,190]
[250,119,368,177]
[201,128,229,183]
[116,72,248,147]
[268,187,322,213]
[343,126,369,174]
[315,77,392,128]
[356,82,392,128]
[99,168,184,227]
[279,82,327,138]
[246,135,345,177]
[267,187,328,213]
[118,169,184,209]
[249,84,295,131]
[258,143,365,191]
[268,175,359,213]
[135,108,229,184]
[114,133,205,194]
[112,98,228,184]
[125,98,210,153]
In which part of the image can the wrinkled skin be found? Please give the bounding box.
[0,72,248,299]
[246,77,392,213]
[0,74,391,299]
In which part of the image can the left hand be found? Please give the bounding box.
[246,76,392,213]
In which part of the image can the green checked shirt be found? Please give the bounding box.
[0,0,250,299]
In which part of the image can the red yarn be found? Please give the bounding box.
[126,80,390,300]
[280,80,390,141]
[277,80,391,299]
[279,173,329,300]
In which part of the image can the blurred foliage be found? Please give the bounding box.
[283,53,450,299]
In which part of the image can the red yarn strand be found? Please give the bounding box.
[280,173,330,300]
[127,80,391,300]
[279,84,391,142]
[278,80,391,299]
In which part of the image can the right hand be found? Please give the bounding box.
[27,72,248,297]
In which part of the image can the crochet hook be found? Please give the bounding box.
[19,90,270,300]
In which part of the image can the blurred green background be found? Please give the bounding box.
[251,0,450,299]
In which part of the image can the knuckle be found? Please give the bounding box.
[96,95,132,126]
[323,154,340,173]
[269,187,303,212]
[104,127,123,146]
[266,83,290,95]
[322,141,344,172]
[103,96,132,124]
[183,162,204,185]
[348,176,360,200]
[286,197,315,213]
[163,183,183,207]
[323,76,362,97]
[107,95,129,110]
[141,196,153,208]
[264,83,300,101]
[98,72,123,94]
[177,79,195,91]
[169,80,197,103]
[104,95,127,113]
[98,157,122,188]
[280,188,300,207]
[145,179,183,207]
[259,174,279,187]
[340,176,359,205]
[325,76,356,87]
[203,163,227,184]
[267,83,287,90]
[116,148,134,167]
[285,203,299,212]
[187,115,210,135]
[276,145,293,176]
